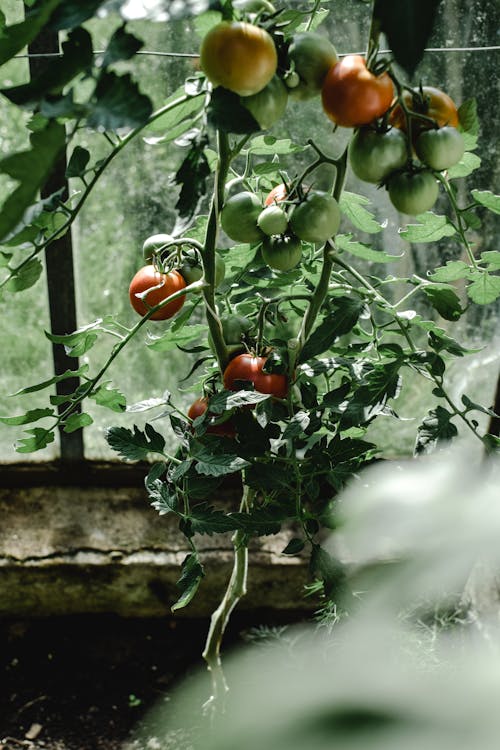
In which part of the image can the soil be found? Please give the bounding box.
[0,612,304,750]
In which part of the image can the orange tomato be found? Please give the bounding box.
[200,22,277,97]
[390,86,459,135]
[321,55,394,128]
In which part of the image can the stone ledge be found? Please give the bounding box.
[0,482,313,618]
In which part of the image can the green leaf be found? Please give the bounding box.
[87,71,152,130]
[5,258,43,292]
[171,553,204,612]
[148,479,179,516]
[146,88,204,133]
[339,192,382,234]
[0,121,66,243]
[461,394,498,419]
[16,428,55,454]
[428,260,473,283]
[174,139,211,221]
[282,538,305,556]
[229,506,286,536]
[374,0,440,75]
[467,272,500,305]
[422,284,464,321]
[90,383,126,413]
[208,390,270,414]
[0,408,54,426]
[48,0,108,30]
[471,189,500,215]
[247,135,304,156]
[283,411,311,439]
[415,406,458,455]
[193,10,222,38]
[191,439,250,477]
[1,28,93,107]
[336,234,401,263]
[187,503,239,535]
[66,146,90,178]
[299,297,364,363]
[447,151,481,180]
[11,365,89,396]
[458,98,479,136]
[399,212,456,243]
[106,423,165,461]
[147,324,208,352]
[480,251,500,271]
[208,86,260,135]
[428,330,476,357]
[63,412,93,433]
[101,24,143,68]
[0,0,63,66]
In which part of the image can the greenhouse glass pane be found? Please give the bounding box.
[0,1,58,462]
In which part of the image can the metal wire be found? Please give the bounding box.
[12,45,500,60]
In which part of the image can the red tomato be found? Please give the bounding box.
[187,397,236,437]
[321,55,394,128]
[129,265,186,320]
[264,183,289,206]
[223,353,287,399]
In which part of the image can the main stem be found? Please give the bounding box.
[202,485,254,712]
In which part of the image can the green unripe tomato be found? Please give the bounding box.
[179,251,225,289]
[349,127,408,183]
[257,205,289,236]
[221,191,265,243]
[289,191,341,243]
[261,234,302,271]
[241,75,288,130]
[208,314,253,355]
[415,126,465,171]
[142,233,173,261]
[287,32,338,100]
[388,170,439,215]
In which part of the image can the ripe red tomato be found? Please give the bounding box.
[321,55,394,128]
[390,86,459,135]
[187,397,236,438]
[200,21,277,97]
[129,265,186,320]
[223,354,287,399]
[264,183,289,206]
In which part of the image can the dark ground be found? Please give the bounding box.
[0,611,304,750]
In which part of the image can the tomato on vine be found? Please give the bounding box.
[179,250,226,288]
[257,205,289,236]
[289,191,340,243]
[188,397,236,438]
[286,32,338,100]
[200,21,277,97]
[321,55,394,127]
[264,183,289,206]
[387,170,439,215]
[241,75,288,130]
[129,266,186,320]
[208,314,254,357]
[390,86,460,136]
[261,233,302,271]
[349,126,408,183]
[221,191,264,243]
[223,353,288,399]
[142,233,173,262]
[415,126,465,171]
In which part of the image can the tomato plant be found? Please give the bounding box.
[415,126,465,171]
[387,170,439,214]
[349,127,408,183]
[286,32,338,100]
[223,353,288,399]
[128,266,186,320]
[261,233,302,271]
[289,191,341,243]
[200,21,277,97]
[1,0,498,725]
[321,55,394,127]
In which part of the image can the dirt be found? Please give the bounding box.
[0,612,303,750]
